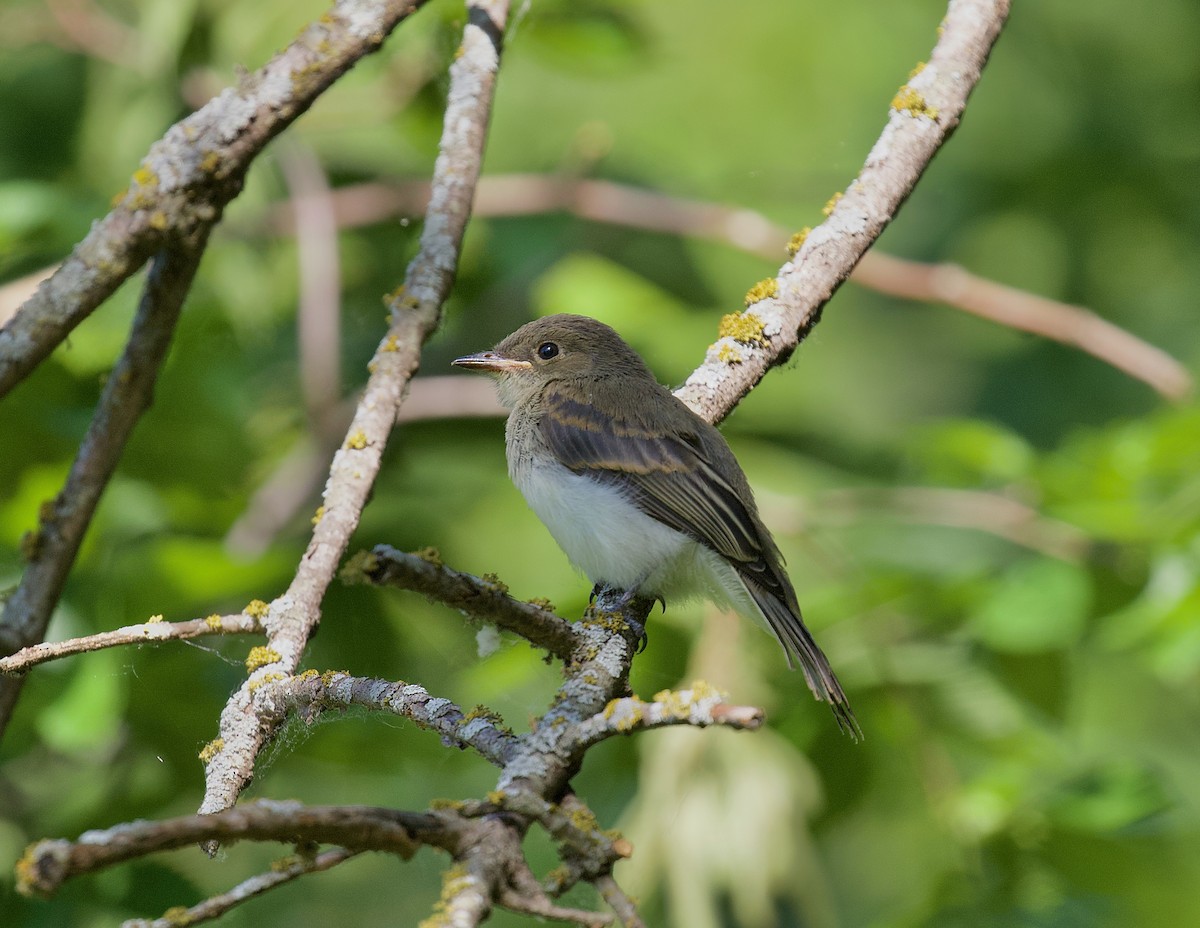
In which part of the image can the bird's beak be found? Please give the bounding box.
[451,351,532,373]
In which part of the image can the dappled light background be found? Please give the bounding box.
[2,0,1199,925]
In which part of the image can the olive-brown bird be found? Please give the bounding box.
[453,313,859,737]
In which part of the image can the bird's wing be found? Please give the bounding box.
[539,384,766,565]
[540,382,862,739]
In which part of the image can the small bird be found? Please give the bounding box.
[453,314,859,738]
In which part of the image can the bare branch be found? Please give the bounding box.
[199,0,512,823]
[0,0,431,400]
[121,848,358,928]
[0,612,264,676]
[0,233,211,735]
[17,800,435,898]
[595,874,648,928]
[256,169,1190,402]
[349,545,581,661]
[270,670,520,766]
[277,143,344,432]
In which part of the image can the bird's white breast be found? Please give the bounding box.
[513,457,695,593]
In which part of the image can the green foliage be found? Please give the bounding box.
[2,1,1200,926]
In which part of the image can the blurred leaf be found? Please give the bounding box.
[970,558,1091,652]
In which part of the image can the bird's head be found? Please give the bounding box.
[452,314,653,408]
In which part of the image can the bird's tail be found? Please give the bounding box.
[742,577,862,741]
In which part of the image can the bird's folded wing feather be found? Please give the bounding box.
[539,385,769,565]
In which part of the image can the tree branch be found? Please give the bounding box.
[198,0,512,826]
[17,800,433,898]
[0,233,210,736]
[675,0,1011,424]
[269,670,520,767]
[347,545,581,661]
[0,612,264,676]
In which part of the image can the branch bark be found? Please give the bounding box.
[0,233,210,735]
[197,0,512,825]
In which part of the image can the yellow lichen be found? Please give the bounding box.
[346,430,368,450]
[823,192,843,216]
[132,166,158,188]
[526,597,556,612]
[245,645,281,672]
[909,61,927,79]
[744,277,778,307]
[891,85,938,119]
[244,599,270,619]
[604,696,646,733]
[381,334,400,353]
[204,614,222,631]
[653,687,693,719]
[718,311,767,346]
[295,668,320,682]
[716,342,743,365]
[413,546,442,567]
[148,211,169,231]
[339,549,379,583]
[311,505,324,527]
[200,150,221,173]
[786,227,811,256]
[198,737,224,765]
[485,789,507,806]
[463,704,505,724]
[147,614,165,624]
[430,797,467,811]
[248,671,287,692]
[420,864,474,928]
[480,572,509,595]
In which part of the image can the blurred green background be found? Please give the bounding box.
[2,0,1199,925]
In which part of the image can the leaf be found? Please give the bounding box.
[970,558,1091,652]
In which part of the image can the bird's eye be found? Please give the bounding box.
[537,342,559,360]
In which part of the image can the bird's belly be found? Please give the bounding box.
[515,460,698,595]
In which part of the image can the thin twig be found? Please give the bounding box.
[0,612,264,676]
[350,545,580,661]
[277,143,344,432]
[17,800,436,898]
[594,874,647,928]
[121,848,358,928]
[572,682,764,750]
[253,171,1191,401]
[0,234,211,736]
[198,0,512,825]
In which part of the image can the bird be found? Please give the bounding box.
[453,313,859,738]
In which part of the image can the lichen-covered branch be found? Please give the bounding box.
[0,612,264,676]
[269,670,520,767]
[0,233,211,736]
[675,0,1012,425]
[347,545,581,660]
[198,0,512,823]
[0,0,430,400]
[573,682,765,750]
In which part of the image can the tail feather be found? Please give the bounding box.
[742,575,862,741]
